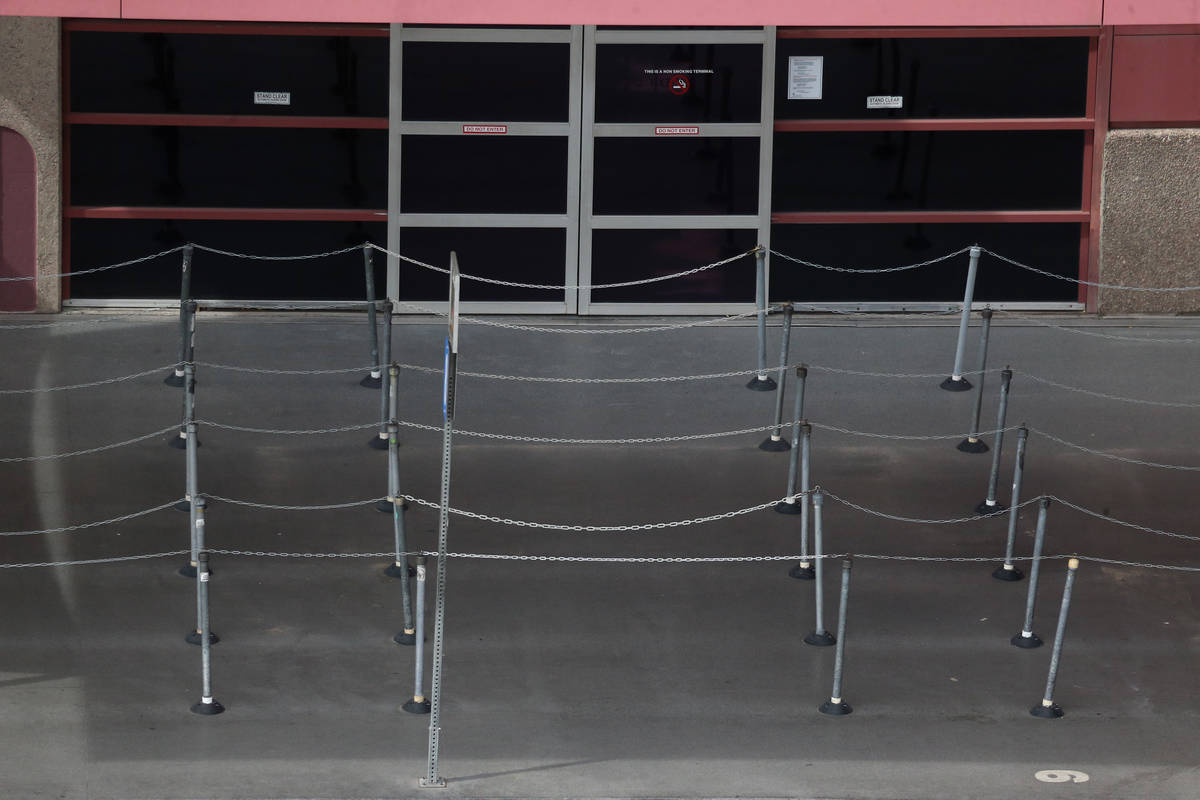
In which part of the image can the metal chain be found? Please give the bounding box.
[811,422,1020,442]
[982,248,1200,292]
[769,246,971,274]
[0,550,190,569]
[196,361,378,376]
[191,242,367,261]
[1047,495,1200,542]
[199,420,377,435]
[206,494,386,511]
[1016,370,1200,408]
[0,364,174,395]
[821,490,1043,524]
[452,307,770,334]
[210,549,395,558]
[0,425,179,463]
[0,246,186,282]
[1076,556,1200,573]
[807,364,1003,379]
[1030,427,1200,472]
[0,500,182,537]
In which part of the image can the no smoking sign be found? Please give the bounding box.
[669,74,689,95]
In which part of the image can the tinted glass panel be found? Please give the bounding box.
[71,126,386,208]
[595,44,762,123]
[70,32,388,116]
[401,136,568,213]
[594,138,758,215]
[69,220,386,300]
[775,38,1089,119]
[591,229,757,303]
[402,42,571,122]
[773,131,1084,212]
[398,228,564,303]
[769,223,1080,303]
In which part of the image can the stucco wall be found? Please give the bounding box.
[0,16,61,313]
[1099,129,1200,315]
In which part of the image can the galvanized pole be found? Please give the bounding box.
[957,308,993,453]
[819,556,854,715]
[186,497,218,645]
[993,425,1029,582]
[747,247,775,391]
[804,490,835,646]
[1013,498,1051,649]
[1030,558,1080,718]
[370,307,394,449]
[403,556,432,715]
[170,355,197,451]
[378,365,402,510]
[361,244,382,389]
[776,368,808,514]
[385,418,416,642]
[422,253,460,789]
[166,244,193,386]
[976,368,1012,515]
[941,245,982,392]
[761,305,793,451]
[189,551,224,716]
[178,418,201,575]
[788,423,814,579]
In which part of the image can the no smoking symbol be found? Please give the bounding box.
[669,74,689,95]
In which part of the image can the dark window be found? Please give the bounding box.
[768,223,1080,303]
[775,38,1089,119]
[401,136,568,214]
[591,229,758,303]
[397,227,565,303]
[595,44,762,123]
[69,219,386,300]
[772,131,1084,212]
[401,42,571,122]
[71,126,387,208]
[70,31,388,116]
[593,137,759,215]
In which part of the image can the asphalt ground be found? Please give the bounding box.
[1,310,1198,800]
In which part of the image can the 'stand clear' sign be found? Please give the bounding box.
[867,95,903,109]
[253,91,291,106]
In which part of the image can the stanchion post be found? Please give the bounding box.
[166,244,194,386]
[993,425,1029,582]
[1013,498,1051,648]
[170,355,198,451]
[957,308,993,453]
[746,247,775,391]
[804,490,835,646]
[403,556,432,715]
[1030,558,1080,718]
[189,551,224,715]
[788,423,815,578]
[378,366,402,510]
[760,305,793,451]
[361,245,382,389]
[976,368,1012,515]
[820,556,854,715]
[177,418,201,573]
[941,245,982,392]
[185,497,219,645]
[776,371,807,514]
[370,309,395,450]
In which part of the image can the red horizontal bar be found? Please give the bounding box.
[774,118,1094,132]
[771,210,1090,224]
[67,112,388,129]
[65,19,389,36]
[778,26,1099,39]
[68,206,388,222]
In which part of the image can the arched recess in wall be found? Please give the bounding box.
[0,127,38,311]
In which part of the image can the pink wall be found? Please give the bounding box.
[1105,1,1200,25]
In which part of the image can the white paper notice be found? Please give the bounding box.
[787,56,823,100]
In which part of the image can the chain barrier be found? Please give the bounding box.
[0,550,190,569]
[0,500,182,537]
[769,246,971,274]
[205,494,386,511]
[1016,370,1200,409]
[811,422,1021,442]
[0,425,178,463]
[981,248,1200,292]
[0,246,186,282]
[196,361,378,376]
[1046,495,1200,542]
[806,364,1003,380]
[191,243,367,261]
[0,364,175,395]
[821,490,1043,524]
[199,419,378,435]
[1030,428,1200,472]
[997,312,1200,345]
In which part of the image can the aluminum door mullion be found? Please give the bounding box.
[397,28,574,43]
[590,215,760,230]
[578,25,599,315]
[758,26,777,303]
[386,23,404,301]
[593,29,767,45]
[398,122,571,136]
[396,214,569,228]
[565,25,584,314]
[591,123,763,137]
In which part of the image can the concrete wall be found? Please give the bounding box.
[0,16,61,313]
[1099,129,1200,314]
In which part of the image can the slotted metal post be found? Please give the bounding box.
[361,245,382,389]
[993,425,1029,582]
[788,422,814,578]
[819,556,854,715]
[166,244,194,386]
[747,247,775,391]
[403,557,431,715]
[170,352,198,451]
[1030,558,1080,718]
[185,497,218,645]
[1013,498,1051,648]
[976,368,1012,515]
[378,365,402,490]
[422,253,460,789]
[178,416,202,575]
[371,304,395,449]
[804,490,835,646]
[958,308,993,453]
[761,305,793,451]
[189,551,224,716]
[777,368,808,514]
[941,245,981,391]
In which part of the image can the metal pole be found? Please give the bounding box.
[1030,558,1080,719]
[804,490,835,646]
[385,419,416,641]
[186,497,218,645]
[976,368,1012,515]
[378,366,401,509]
[189,551,224,715]
[403,556,431,715]
[361,245,382,389]
[170,355,197,451]
[777,368,807,514]
[422,253,460,789]
[746,248,775,391]
[820,556,853,715]
[788,423,814,579]
[941,245,981,392]
[178,418,201,574]
[761,305,793,451]
[370,307,395,449]
[993,425,1029,582]
[166,244,193,386]
[957,308,993,453]
[1013,498,1051,649]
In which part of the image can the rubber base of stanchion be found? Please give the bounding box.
[185,631,220,646]
[368,435,389,451]
[164,372,185,387]
[975,500,1007,516]
[775,500,803,515]
[746,376,777,391]
[360,374,382,389]
[759,436,791,452]
[393,631,416,646]
[940,376,973,392]
[956,438,989,454]
[403,698,432,715]
[804,630,836,647]
[191,699,226,716]
[819,700,853,716]
[1030,702,1064,719]
[1011,633,1044,649]
[992,565,1025,582]
[789,563,815,580]
[384,563,417,578]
